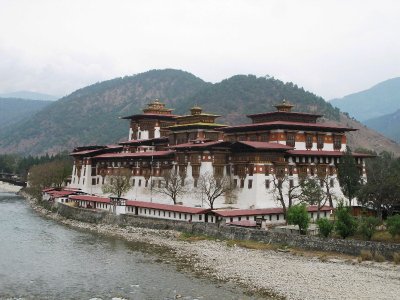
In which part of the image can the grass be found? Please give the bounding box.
[178,232,216,242]
[393,252,400,265]
[373,252,385,262]
[226,239,280,251]
[359,250,373,261]
[371,231,400,243]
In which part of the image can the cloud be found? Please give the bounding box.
[0,0,399,99]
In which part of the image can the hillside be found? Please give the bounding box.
[364,109,400,143]
[0,91,58,101]
[0,98,52,128]
[0,69,399,156]
[330,77,400,121]
[0,69,208,155]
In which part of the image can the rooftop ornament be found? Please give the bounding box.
[274,99,294,112]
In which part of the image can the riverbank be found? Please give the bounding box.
[23,193,400,300]
[0,181,23,193]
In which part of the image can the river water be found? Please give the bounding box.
[0,192,257,299]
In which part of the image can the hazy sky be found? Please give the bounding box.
[0,0,399,99]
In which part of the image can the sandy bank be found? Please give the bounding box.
[0,181,23,193]
[24,194,400,300]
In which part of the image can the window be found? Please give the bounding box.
[333,135,342,150]
[248,179,253,189]
[265,179,270,189]
[132,179,135,186]
[317,135,324,149]
[179,213,181,219]
[145,180,148,187]
[240,179,245,188]
[158,180,162,188]
[199,215,202,221]
[168,212,171,217]
[92,178,96,185]
[289,179,294,188]
[230,217,233,222]
[306,134,313,149]
[238,217,241,221]
[246,216,249,220]
[138,179,142,187]
[286,132,295,147]
[233,179,238,188]
[277,214,280,220]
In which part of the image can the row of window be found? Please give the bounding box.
[126,206,208,222]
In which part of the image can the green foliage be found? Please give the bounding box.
[0,70,341,155]
[287,204,310,235]
[316,218,334,238]
[335,202,357,239]
[0,151,71,179]
[358,216,380,240]
[358,151,400,219]
[386,215,400,238]
[299,178,326,218]
[337,146,362,206]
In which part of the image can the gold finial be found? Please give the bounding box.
[274,99,294,112]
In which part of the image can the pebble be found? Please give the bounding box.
[24,194,400,300]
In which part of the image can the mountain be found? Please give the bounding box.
[0,69,399,156]
[0,98,52,128]
[0,91,59,101]
[330,77,400,121]
[0,69,208,155]
[364,109,400,143]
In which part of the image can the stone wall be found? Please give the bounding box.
[57,204,400,259]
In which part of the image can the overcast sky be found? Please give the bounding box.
[0,0,399,100]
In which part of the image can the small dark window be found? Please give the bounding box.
[277,214,280,220]
[199,215,202,221]
[138,179,142,187]
[240,179,245,188]
[248,179,253,189]
[330,178,334,187]
[265,179,270,189]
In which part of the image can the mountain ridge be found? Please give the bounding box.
[0,69,399,156]
[330,77,400,121]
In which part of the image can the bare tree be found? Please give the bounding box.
[270,174,301,217]
[197,172,236,210]
[102,172,132,198]
[151,170,188,204]
[28,160,72,200]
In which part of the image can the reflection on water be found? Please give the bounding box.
[0,192,258,299]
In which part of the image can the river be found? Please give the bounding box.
[0,192,257,299]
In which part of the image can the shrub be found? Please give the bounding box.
[358,216,380,240]
[373,252,385,262]
[393,252,400,265]
[360,250,373,261]
[287,204,310,235]
[317,218,334,237]
[335,202,357,239]
[386,215,400,238]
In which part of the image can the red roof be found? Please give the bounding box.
[214,206,332,217]
[125,200,210,214]
[48,190,77,197]
[42,187,56,192]
[94,150,175,159]
[70,145,123,156]
[220,121,357,132]
[247,111,323,118]
[307,205,333,212]
[121,113,179,120]
[69,195,111,203]
[232,141,293,150]
[119,137,168,145]
[170,141,228,149]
